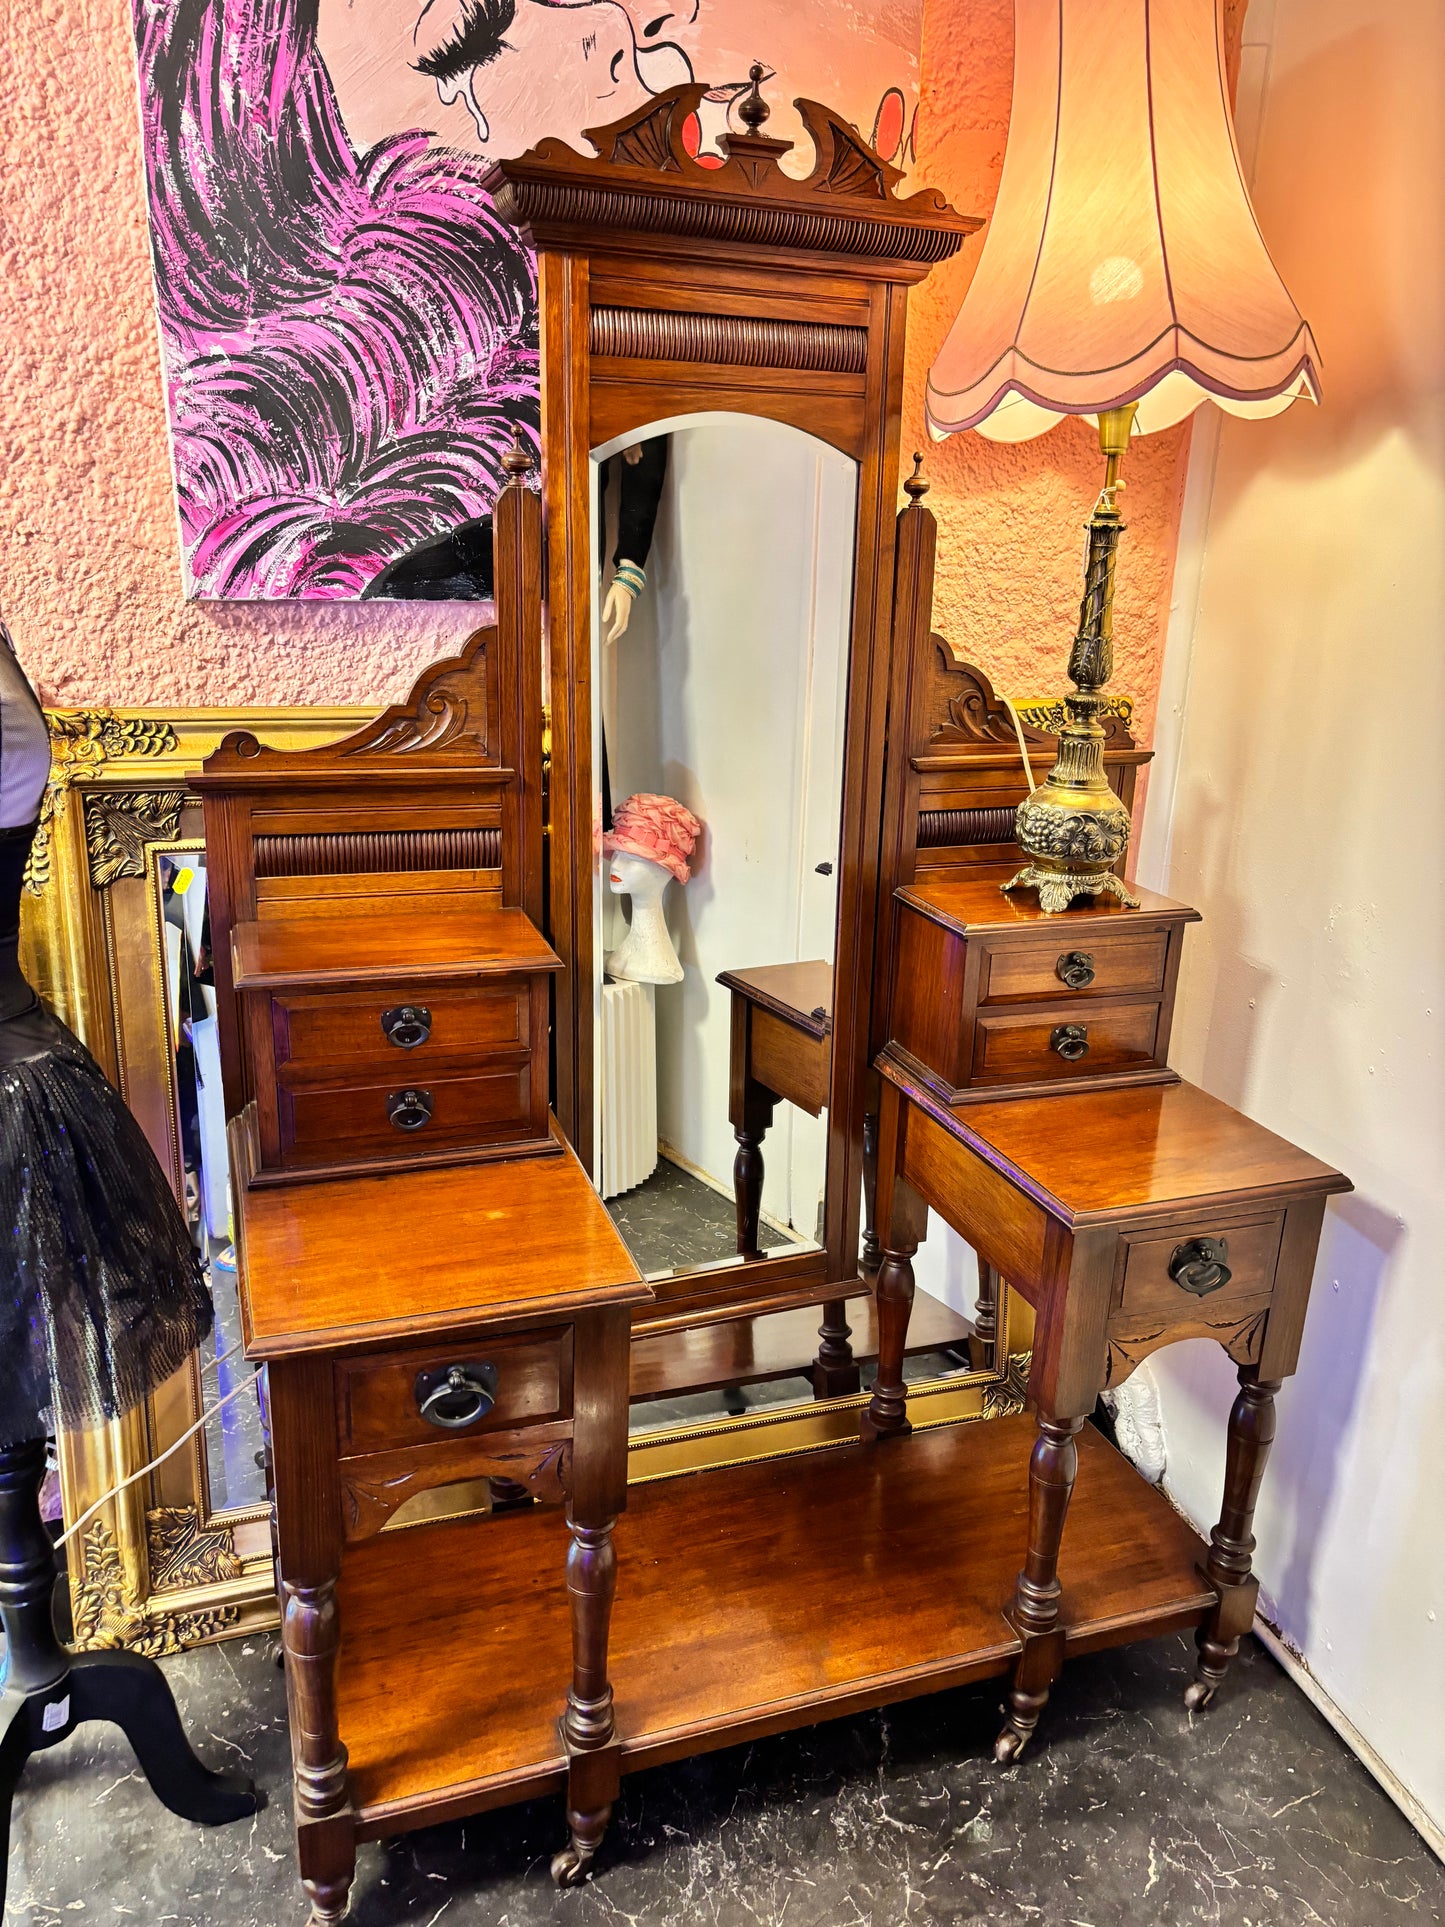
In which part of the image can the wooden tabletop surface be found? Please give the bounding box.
[236,1131,648,1356]
[233,903,561,989]
[716,960,833,1037]
[883,1069,1351,1226]
[896,874,1200,936]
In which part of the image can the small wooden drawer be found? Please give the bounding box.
[1116,1215,1284,1324]
[971,1000,1161,1086]
[273,981,530,1078]
[233,901,561,1183]
[979,930,1168,1004]
[885,878,1199,1103]
[336,1327,572,1457]
[278,1065,537,1170]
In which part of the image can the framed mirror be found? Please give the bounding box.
[486,86,1045,1458]
[591,413,854,1288]
[20,704,367,1651]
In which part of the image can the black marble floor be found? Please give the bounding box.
[4,1625,1439,1925]
[606,1157,801,1277]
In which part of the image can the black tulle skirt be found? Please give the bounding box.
[0,1004,214,1448]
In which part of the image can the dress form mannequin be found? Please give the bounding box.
[602,792,701,987]
[605,850,684,985]
[0,624,258,1907]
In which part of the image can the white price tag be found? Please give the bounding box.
[41,1694,70,1733]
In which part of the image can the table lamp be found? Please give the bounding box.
[926,0,1320,912]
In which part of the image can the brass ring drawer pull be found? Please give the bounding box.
[381,1004,432,1049]
[387,1087,433,1131]
[1168,1237,1232,1296]
[1050,1023,1090,1061]
[1056,950,1096,990]
[415,1362,498,1429]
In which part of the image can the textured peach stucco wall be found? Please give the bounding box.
[0,0,1227,719]
[0,0,476,708]
[901,0,1247,746]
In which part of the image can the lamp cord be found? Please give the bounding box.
[1000,695,1038,794]
[53,1340,256,1553]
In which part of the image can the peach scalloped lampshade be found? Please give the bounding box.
[926,0,1321,442]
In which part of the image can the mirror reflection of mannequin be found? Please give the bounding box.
[598,436,668,826]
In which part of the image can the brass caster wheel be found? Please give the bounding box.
[550,1843,595,1889]
[1183,1678,1218,1713]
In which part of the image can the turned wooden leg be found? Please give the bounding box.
[487,1475,535,1514]
[730,1077,776,1260]
[552,1306,629,1890]
[812,1299,861,1399]
[861,1085,928,1442]
[996,1414,1086,1764]
[269,1359,353,1926]
[1187,1369,1282,1712]
[970,1258,999,1371]
[860,1108,882,1276]
[553,1517,619,1887]
[861,1244,917,1440]
[283,1581,354,1924]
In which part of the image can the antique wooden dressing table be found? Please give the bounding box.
[201,79,1349,1923]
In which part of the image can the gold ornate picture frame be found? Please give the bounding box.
[21,705,369,1654]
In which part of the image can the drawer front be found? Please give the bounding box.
[336,1328,572,1455]
[1117,1215,1284,1324]
[750,1008,831,1116]
[979,930,1169,1003]
[970,1000,1160,1086]
[278,1065,535,1167]
[273,980,529,1078]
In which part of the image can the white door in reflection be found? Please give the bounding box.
[593,415,857,1277]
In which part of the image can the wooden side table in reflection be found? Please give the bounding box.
[717,962,858,1396]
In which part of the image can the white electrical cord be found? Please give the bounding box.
[54,1342,256,1553]
[1000,693,1039,794]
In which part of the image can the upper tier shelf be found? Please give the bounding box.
[231,904,561,990]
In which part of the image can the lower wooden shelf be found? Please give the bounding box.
[628,1290,974,1403]
[337,1415,1211,1839]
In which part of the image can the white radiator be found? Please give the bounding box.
[600,979,658,1200]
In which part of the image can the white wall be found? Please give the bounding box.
[1136,0,1445,1842]
[599,418,856,1233]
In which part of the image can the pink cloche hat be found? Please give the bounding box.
[604,793,702,887]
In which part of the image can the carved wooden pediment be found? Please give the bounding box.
[203,626,498,778]
[489,84,980,270]
[921,642,1138,755]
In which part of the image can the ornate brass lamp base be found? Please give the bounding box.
[1003,403,1142,917]
[1003,860,1140,916]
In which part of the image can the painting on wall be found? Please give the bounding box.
[133,0,923,601]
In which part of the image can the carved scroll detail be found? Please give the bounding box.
[26,710,178,895]
[83,789,186,887]
[348,686,471,756]
[341,1440,573,1542]
[146,1505,245,1591]
[71,1519,240,1655]
[1104,1309,1269,1389]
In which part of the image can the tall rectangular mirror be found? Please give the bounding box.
[590,415,856,1289]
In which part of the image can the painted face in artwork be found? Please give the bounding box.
[317,0,696,161]
[414,0,693,152]
[316,0,915,170]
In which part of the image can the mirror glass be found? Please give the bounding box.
[590,415,855,1301]
[157,850,265,1514]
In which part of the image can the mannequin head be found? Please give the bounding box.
[602,792,701,987]
[607,848,669,905]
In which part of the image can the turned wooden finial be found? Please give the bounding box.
[904,452,930,501]
[737,63,771,136]
[502,431,534,479]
